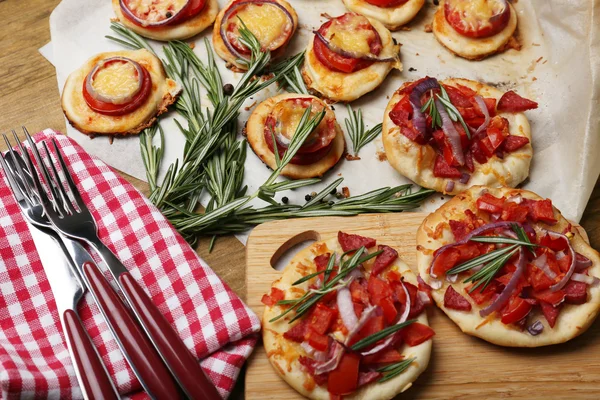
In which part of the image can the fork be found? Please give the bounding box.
[1,131,182,399]
[23,130,222,400]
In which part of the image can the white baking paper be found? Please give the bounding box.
[47,0,600,237]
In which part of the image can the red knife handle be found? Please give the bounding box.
[63,309,118,400]
[119,272,222,400]
[82,262,181,399]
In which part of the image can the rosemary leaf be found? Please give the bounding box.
[351,319,416,351]
[345,104,383,156]
[447,244,519,275]
[469,236,539,247]
[378,357,416,383]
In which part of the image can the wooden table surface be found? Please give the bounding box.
[1,0,599,397]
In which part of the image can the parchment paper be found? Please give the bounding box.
[46,0,600,238]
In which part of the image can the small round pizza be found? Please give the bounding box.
[246,93,345,179]
[416,186,600,347]
[112,0,219,41]
[341,0,425,31]
[62,49,181,136]
[212,0,298,70]
[382,77,538,195]
[302,13,402,102]
[432,0,518,60]
[262,231,434,399]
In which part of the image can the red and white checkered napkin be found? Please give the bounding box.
[0,130,261,399]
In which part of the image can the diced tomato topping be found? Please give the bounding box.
[526,264,557,292]
[350,279,370,305]
[501,202,529,223]
[431,247,461,277]
[540,301,561,328]
[387,270,401,283]
[531,289,566,307]
[306,327,329,351]
[500,296,533,325]
[380,297,398,324]
[479,116,509,157]
[328,353,360,395]
[404,282,426,318]
[391,280,408,305]
[400,322,435,346]
[283,319,308,342]
[523,199,557,224]
[338,231,376,252]
[368,275,394,302]
[362,348,403,365]
[314,253,331,270]
[497,91,539,112]
[433,154,462,178]
[444,286,472,311]
[466,281,500,305]
[351,315,385,345]
[308,303,336,335]
[502,135,530,152]
[539,234,568,252]
[444,85,473,107]
[563,280,588,304]
[476,193,505,214]
[371,245,399,276]
[556,252,573,273]
[261,287,285,306]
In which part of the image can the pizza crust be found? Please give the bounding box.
[341,0,425,31]
[302,17,402,103]
[61,49,181,136]
[382,78,532,195]
[111,0,219,41]
[212,0,298,70]
[246,93,345,179]
[432,1,518,60]
[263,237,432,399]
[416,186,600,347]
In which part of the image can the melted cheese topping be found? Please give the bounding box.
[233,3,290,49]
[446,0,507,29]
[92,61,140,102]
[124,0,188,22]
[325,15,376,56]
[271,99,327,142]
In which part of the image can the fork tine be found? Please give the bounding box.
[0,146,27,203]
[42,140,75,214]
[51,138,84,209]
[20,138,54,210]
[23,127,63,210]
[5,131,34,201]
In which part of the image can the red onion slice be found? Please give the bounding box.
[480,248,525,317]
[418,290,431,305]
[314,340,344,374]
[459,173,471,184]
[571,273,600,286]
[575,253,593,271]
[361,282,410,356]
[337,286,358,331]
[532,253,557,280]
[120,0,192,27]
[474,95,491,135]
[446,273,458,283]
[345,305,378,344]
[300,342,328,362]
[219,0,294,61]
[507,194,523,204]
[445,181,455,193]
[409,77,440,139]
[527,320,544,336]
[429,221,519,278]
[547,231,576,292]
[313,31,397,63]
[85,57,143,105]
[435,98,465,166]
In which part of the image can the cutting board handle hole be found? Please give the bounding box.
[270,230,321,271]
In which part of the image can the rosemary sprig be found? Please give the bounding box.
[465,247,519,293]
[139,124,164,192]
[345,105,383,157]
[512,223,537,256]
[377,357,416,383]
[437,85,472,139]
[447,244,519,275]
[268,52,308,94]
[350,319,416,351]
[420,91,441,129]
[469,236,538,248]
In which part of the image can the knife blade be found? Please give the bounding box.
[26,221,119,400]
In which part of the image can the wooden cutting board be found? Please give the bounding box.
[245,214,600,399]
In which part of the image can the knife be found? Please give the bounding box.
[25,221,119,400]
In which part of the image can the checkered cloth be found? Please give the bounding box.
[0,130,261,399]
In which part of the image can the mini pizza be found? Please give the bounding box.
[432,0,518,60]
[246,93,345,179]
[212,0,298,70]
[382,77,537,195]
[416,186,600,347]
[262,231,434,399]
[302,13,402,102]
[62,49,181,136]
[341,0,425,31]
[112,0,219,41]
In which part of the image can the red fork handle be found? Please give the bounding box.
[119,272,222,400]
[82,262,181,399]
[63,309,119,400]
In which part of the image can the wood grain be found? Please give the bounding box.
[245,214,600,399]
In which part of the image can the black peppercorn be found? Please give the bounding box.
[330,188,337,195]
[328,201,334,206]
[282,196,289,204]
[433,0,439,5]
[223,83,234,95]
[166,11,172,18]
[408,67,417,72]
[305,194,312,201]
